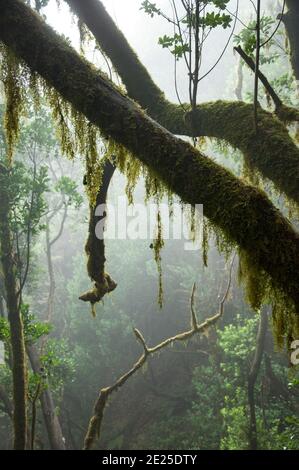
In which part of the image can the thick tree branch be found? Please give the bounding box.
[65,0,299,205]
[1,0,299,318]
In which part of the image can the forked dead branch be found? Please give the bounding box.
[83,254,236,450]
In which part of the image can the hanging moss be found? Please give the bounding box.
[0,44,27,163]
[153,205,164,308]
[190,101,299,206]
[1,1,299,343]
[125,159,141,205]
[238,248,299,349]
[202,218,210,268]
[0,38,170,309]
[44,85,76,159]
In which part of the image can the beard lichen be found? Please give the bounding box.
[43,82,104,206]
[1,45,298,340]
[238,248,299,349]
[106,137,167,306]
[153,204,164,308]
[0,44,27,164]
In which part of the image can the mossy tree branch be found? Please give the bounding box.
[79,159,117,310]
[1,0,299,320]
[84,256,235,449]
[65,0,299,205]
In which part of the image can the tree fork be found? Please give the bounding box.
[0,0,299,323]
[65,0,299,205]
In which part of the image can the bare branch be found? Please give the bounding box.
[83,255,235,450]
[49,202,68,247]
[235,45,299,123]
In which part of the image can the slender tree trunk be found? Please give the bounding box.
[235,57,244,101]
[45,219,55,322]
[247,308,268,450]
[0,0,299,320]
[0,384,13,419]
[26,345,66,450]
[0,293,5,317]
[0,165,27,450]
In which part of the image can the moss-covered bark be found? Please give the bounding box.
[189,102,299,203]
[65,0,299,205]
[79,160,117,307]
[0,164,27,450]
[0,0,299,328]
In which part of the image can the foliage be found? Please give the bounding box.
[40,339,76,394]
[21,304,52,344]
[55,176,83,209]
[0,318,9,342]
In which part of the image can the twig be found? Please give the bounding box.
[235,45,282,109]
[49,202,68,247]
[234,45,299,122]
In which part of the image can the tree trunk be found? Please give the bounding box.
[26,344,66,450]
[45,220,55,322]
[0,165,27,450]
[0,0,299,321]
[248,308,268,450]
[65,0,299,205]
[283,1,299,81]
[0,293,5,317]
[0,384,13,419]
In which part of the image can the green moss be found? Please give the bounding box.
[1,7,299,342]
[238,248,299,349]
[191,101,299,205]
[153,205,164,308]
[42,81,105,206]
[0,44,26,163]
